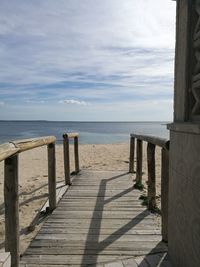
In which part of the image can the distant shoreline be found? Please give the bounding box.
[0,119,171,123]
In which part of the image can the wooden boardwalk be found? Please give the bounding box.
[20,170,171,266]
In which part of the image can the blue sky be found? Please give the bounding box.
[0,0,176,121]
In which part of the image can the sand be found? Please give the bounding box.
[0,142,162,253]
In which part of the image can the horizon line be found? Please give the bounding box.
[0,119,171,123]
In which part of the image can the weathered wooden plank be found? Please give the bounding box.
[42,224,160,231]
[59,202,142,206]
[52,210,151,216]
[20,265,105,267]
[60,198,142,202]
[70,185,135,189]
[4,155,19,267]
[28,240,166,250]
[63,134,71,185]
[50,214,151,220]
[42,222,160,230]
[54,208,146,212]
[74,136,79,173]
[23,248,166,258]
[130,134,169,149]
[35,233,161,242]
[129,136,135,173]
[68,187,140,192]
[161,148,169,242]
[62,196,142,200]
[136,139,143,184]
[0,142,19,162]
[39,228,161,235]
[63,132,79,139]
[20,170,164,267]
[105,261,124,267]
[122,258,138,267]
[59,199,142,203]
[24,249,165,258]
[64,192,141,197]
[20,256,125,265]
[46,217,157,225]
[47,142,56,211]
[20,255,131,265]
[12,136,56,152]
[72,177,132,180]
[56,204,146,209]
[147,143,156,210]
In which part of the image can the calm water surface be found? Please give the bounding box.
[0,121,170,144]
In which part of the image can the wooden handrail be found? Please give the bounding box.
[65,132,79,139]
[0,143,20,162]
[63,133,80,186]
[130,134,169,149]
[0,136,56,162]
[129,133,169,243]
[11,136,56,152]
[0,136,57,267]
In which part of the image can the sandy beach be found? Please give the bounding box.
[0,142,162,254]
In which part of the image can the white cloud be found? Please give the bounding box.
[59,99,89,105]
[0,101,5,106]
[0,0,176,120]
[0,98,173,121]
[0,0,176,86]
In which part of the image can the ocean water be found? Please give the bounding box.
[0,121,170,144]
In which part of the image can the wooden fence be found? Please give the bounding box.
[63,132,80,185]
[129,134,170,242]
[0,133,80,267]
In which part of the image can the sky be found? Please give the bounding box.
[0,0,176,121]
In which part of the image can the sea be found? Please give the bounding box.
[0,121,170,144]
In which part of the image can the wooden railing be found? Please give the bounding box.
[63,133,80,185]
[0,133,80,267]
[129,134,170,242]
[0,136,57,267]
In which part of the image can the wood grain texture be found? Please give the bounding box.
[48,142,56,211]
[147,143,156,211]
[63,135,71,185]
[130,134,169,149]
[169,130,200,267]
[74,136,79,173]
[136,140,143,184]
[0,143,19,162]
[129,136,135,173]
[4,155,19,267]
[161,148,169,242]
[12,136,56,152]
[20,170,167,266]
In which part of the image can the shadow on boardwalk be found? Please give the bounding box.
[81,172,167,266]
[20,170,168,266]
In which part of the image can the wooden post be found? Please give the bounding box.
[161,148,169,242]
[63,134,71,185]
[136,139,143,183]
[74,136,79,173]
[129,136,135,173]
[47,142,56,211]
[147,143,156,210]
[4,155,19,267]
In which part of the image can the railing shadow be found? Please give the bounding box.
[135,242,171,266]
[81,172,161,266]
